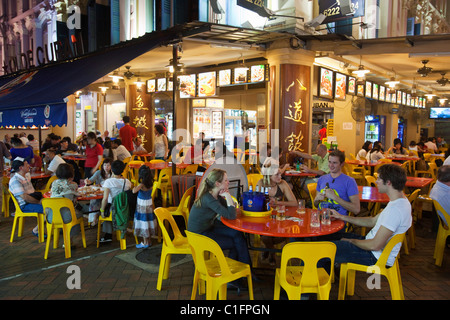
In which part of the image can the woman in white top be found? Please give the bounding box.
[153,124,169,160]
[367,144,385,162]
[99,160,132,243]
[356,141,372,160]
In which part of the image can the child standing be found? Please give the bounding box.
[133,165,155,248]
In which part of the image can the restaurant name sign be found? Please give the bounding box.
[319,0,365,24]
[3,32,86,75]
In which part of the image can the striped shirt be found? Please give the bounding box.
[9,173,35,208]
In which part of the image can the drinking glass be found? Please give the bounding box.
[296,199,306,214]
[321,208,331,225]
[310,210,320,228]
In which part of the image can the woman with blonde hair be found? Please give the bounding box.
[188,168,251,267]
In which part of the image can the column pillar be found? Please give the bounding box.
[267,44,315,154]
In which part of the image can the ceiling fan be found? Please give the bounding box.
[123,66,135,79]
[417,60,432,77]
[436,72,449,86]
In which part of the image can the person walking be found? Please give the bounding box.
[119,116,137,153]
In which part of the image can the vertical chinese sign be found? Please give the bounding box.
[128,85,154,153]
[280,64,311,154]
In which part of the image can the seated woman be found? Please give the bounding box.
[187,168,251,268]
[84,158,113,226]
[387,138,409,155]
[48,163,83,244]
[99,160,132,243]
[256,158,297,264]
[256,158,297,207]
[356,141,372,160]
[367,144,385,162]
[10,137,35,165]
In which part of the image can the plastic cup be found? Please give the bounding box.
[296,199,306,214]
[310,210,320,228]
[321,208,331,225]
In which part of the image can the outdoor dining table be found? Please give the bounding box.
[44,187,104,201]
[62,154,87,161]
[283,171,316,199]
[358,185,389,217]
[405,177,434,189]
[221,206,345,239]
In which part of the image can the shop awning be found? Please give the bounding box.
[0,24,208,127]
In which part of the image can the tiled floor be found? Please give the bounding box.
[0,209,449,301]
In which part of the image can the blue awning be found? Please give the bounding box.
[0,26,190,127]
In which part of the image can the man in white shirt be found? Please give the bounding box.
[133,137,148,155]
[425,137,439,153]
[44,148,66,176]
[330,163,411,267]
[112,139,131,161]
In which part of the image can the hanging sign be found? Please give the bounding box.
[319,0,365,24]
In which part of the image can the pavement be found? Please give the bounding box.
[0,208,449,303]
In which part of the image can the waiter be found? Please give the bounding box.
[119,116,137,152]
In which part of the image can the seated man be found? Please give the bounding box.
[132,137,148,155]
[112,138,131,162]
[58,137,79,154]
[330,163,411,268]
[44,147,66,176]
[9,158,44,237]
[314,150,360,217]
[290,144,330,191]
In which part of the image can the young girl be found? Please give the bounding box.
[133,165,155,248]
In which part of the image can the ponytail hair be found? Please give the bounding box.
[194,168,226,207]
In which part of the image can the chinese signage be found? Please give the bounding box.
[280,65,311,153]
[128,85,153,153]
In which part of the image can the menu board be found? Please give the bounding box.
[319,67,334,99]
[407,94,411,106]
[234,67,248,84]
[198,71,216,97]
[178,74,196,98]
[334,73,347,100]
[357,84,365,97]
[379,86,386,101]
[372,83,379,100]
[212,111,223,137]
[397,91,402,105]
[146,79,156,93]
[219,69,231,86]
[402,92,407,105]
[365,81,372,98]
[251,65,265,83]
[348,76,356,95]
[157,78,166,92]
[167,81,173,91]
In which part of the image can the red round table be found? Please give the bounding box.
[221,206,345,238]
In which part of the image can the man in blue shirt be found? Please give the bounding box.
[314,150,360,216]
[430,165,450,231]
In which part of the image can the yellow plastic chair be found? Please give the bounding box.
[415,180,436,220]
[307,182,317,209]
[403,189,420,254]
[42,198,86,259]
[167,186,194,227]
[2,176,11,217]
[432,200,450,267]
[274,241,336,300]
[126,160,144,186]
[9,190,45,243]
[182,164,199,175]
[365,175,377,187]
[96,211,138,250]
[338,233,406,300]
[415,162,437,180]
[154,208,192,291]
[152,168,173,207]
[149,159,166,180]
[185,230,254,300]
[247,173,263,190]
[37,175,57,194]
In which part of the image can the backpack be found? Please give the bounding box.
[112,180,130,239]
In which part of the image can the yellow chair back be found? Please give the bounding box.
[182,164,199,174]
[365,175,377,187]
[42,197,86,259]
[127,160,144,185]
[185,230,254,300]
[274,241,336,300]
[307,183,317,209]
[154,208,191,290]
[339,233,406,300]
[432,200,450,267]
[39,175,57,194]
[247,173,263,190]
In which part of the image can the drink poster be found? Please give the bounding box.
[198,72,216,97]
[365,81,372,98]
[219,69,231,86]
[379,85,386,101]
[319,67,334,99]
[372,83,379,100]
[334,73,347,100]
[348,76,356,95]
